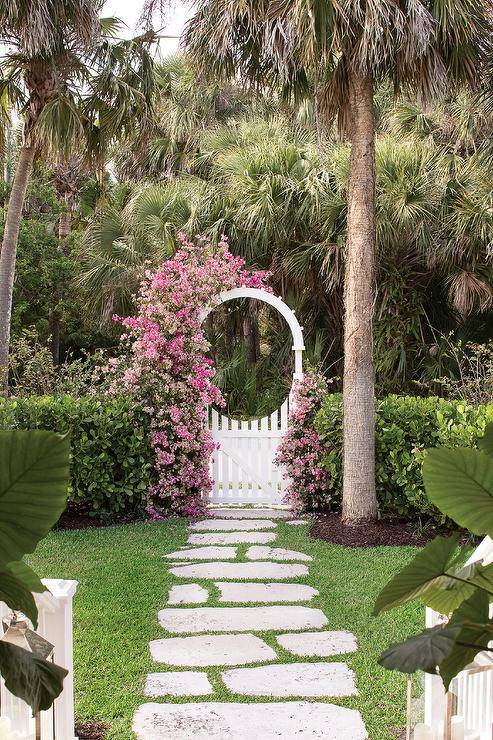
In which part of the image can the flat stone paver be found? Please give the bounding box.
[158,606,328,633]
[287,519,307,525]
[169,562,308,580]
[133,702,368,739]
[209,508,290,519]
[216,582,319,603]
[277,630,358,657]
[145,671,212,697]
[221,662,357,697]
[187,531,276,545]
[150,633,277,666]
[134,504,368,740]
[190,519,276,531]
[167,584,208,605]
[245,545,312,562]
[165,546,237,561]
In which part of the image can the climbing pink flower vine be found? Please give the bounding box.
[275,370,332,514]
[109,233,271,517]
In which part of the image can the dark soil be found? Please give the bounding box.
[392,728,406,739]
[310,513,447,547]
[75,721,108,739]
[56,502,140,531]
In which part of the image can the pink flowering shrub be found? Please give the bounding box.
[275,370,333,514]
[109,233,271,517]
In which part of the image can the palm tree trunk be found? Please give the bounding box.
[0,144,36,396]
[243,299,259,367]
[342,72,378,524]
[49,208,72,365]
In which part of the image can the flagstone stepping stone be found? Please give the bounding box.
[158,606,328,633]
[145,671,212,697]
[216,582,319,603]
[221,662,357,698]
[276,630,358,657]
[133,701,368,739]
[167,584,208,605]
[188,531,276,545]
[190,519,276,531]
[169,561,309,580]
[245,545,312,562]
[165,546,237,561]
[149,633,277,666]
[208,508,290,519]
[287,519,307,525]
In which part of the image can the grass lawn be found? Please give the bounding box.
[29,520,422,740]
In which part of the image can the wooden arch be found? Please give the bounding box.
[200,287,305,381]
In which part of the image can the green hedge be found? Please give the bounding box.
[316,394,493,522]
[0,396,154,518]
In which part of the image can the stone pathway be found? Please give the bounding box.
[133,509,368,739]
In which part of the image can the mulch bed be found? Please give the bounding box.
[310,513,447,547]
[75,721,108,739]
[56,502,139,531]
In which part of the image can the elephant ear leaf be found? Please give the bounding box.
[439,589,493,690]
[373,535,463,615]
[0,561,47,628]
[478,423,493,458]
[0,641,68,714]
[378,625,461,675]
[422,447,493,536]
[0,430,70,567]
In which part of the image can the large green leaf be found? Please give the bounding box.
[421,560,493,614]
[0,569,38,627]
[0,430,70,566]
[0,641,68,714]
[373,535,463,615]
[478,423,493,457]
[5,560,46,593]
[440,590,493,689]
[422,447,493,536]
[0,560,47,628]
[378,625,461,674]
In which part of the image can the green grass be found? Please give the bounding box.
[28,520,422,740]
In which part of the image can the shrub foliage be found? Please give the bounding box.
[0,396,153,518]
[314,393,493,521]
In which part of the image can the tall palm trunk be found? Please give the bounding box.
[0,144,36,395]
[50,208,71,364]
[243,299,259,367]
[342,72,378,524]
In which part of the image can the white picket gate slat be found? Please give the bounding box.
[207,399,289,504]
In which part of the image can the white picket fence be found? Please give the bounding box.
[425,536,493,739]
[0,579,78,739]
[207,399,289,504]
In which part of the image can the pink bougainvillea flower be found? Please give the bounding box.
[106,233,271,517]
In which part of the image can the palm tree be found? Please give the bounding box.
[0,3,154,395]
[183,0,492,523]
[78,183,193,323]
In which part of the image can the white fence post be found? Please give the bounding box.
[0,578,78,740]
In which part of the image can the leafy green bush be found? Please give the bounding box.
[315,394,493,521]
[0,396,154,518]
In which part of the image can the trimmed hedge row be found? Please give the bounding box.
[316,394,493,521]
[0,396,154,518]
[3,393,491,523]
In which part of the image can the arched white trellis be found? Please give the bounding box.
[201,287,304,504]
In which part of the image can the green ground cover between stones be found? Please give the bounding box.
[28,519,422,740]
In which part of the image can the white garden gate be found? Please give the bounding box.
[201,287,304,504]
